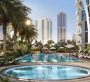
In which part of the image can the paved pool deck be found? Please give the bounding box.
[0,52,90,82]
[0,61,90,82]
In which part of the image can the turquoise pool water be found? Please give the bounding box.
[3,65,90,80]
[16,53,81,63]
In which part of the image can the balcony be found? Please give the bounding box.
[77,29,82,35]
[77,22,82,26]
[77,33,82,36]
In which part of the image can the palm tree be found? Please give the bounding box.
[44,40,54,50]
[54,43,60,51]
[9,1,31,52]
[19,24,37,51]
[0,0,31,53]
[34,41,43,52]
[0,0,10,53]
[54,41,67,52]
[26,26,37,51]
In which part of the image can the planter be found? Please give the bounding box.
[31,51,40,54]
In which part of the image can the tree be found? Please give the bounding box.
[54,43,60,51]
[44,40,54,50]
[34,41,43,52]
[9,1,31,52]
[19,24,37,51]
[0,0,31,53]
[66,40,79,52]
[54,41,67,52]
[0,0,10,53]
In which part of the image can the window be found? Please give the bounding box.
[85,32,88,43]
[79,1,82,6]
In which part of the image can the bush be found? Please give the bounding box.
[0,49,32,66]
[0,77,11,82]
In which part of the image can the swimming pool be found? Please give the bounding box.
[2,65,90,80]
[16,53,82,63]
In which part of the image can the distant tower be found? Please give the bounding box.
[57,12,67,42]
[35,18,52,44]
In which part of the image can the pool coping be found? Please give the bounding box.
[1,64,90,81]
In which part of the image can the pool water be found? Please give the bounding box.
[3,65,90,80]
[16,53,81,63]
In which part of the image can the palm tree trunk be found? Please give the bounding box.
[13,27,17,52]
[27,39,32,51]
[27,39,30,50]
[21,36,24,43]
[3,24,7,53]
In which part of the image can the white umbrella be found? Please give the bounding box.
[43,47,48,50]
[65,44,74,48]
[59,47,64,49]
[50,47,56,50]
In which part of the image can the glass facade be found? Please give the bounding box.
[42,20,44,42]
[35,18,52,44]
[57,12,67,42]
[85,21,88,31]
[76,0,88,50]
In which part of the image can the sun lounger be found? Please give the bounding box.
[78,54,84,58]
[84,55,90,59]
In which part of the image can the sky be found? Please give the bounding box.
[0,0,76,41]
[23,0,76,42]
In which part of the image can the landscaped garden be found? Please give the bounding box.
[0,0,90,82]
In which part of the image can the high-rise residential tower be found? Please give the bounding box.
[35,18,52,44]
[86,0,90,44]
[76,0,87,50]
[76,0,89,50]
[72,34,77,42]
[57,12,67,42]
